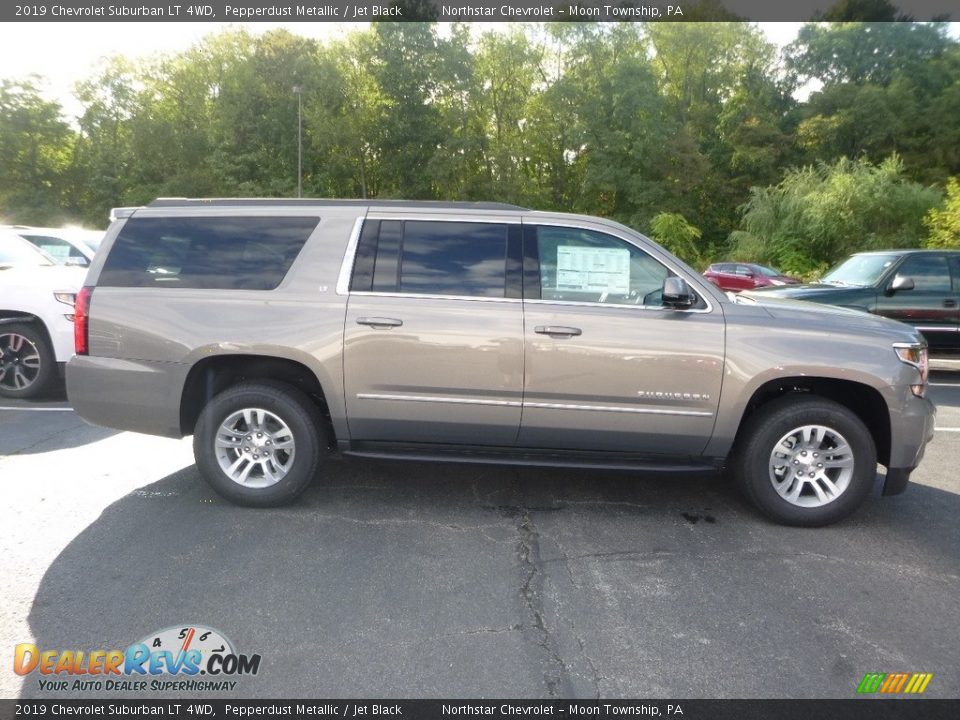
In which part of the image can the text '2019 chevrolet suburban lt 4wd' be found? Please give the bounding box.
[66,199,935,526]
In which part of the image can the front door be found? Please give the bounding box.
[876,253,960,351]
[518,222,725,456]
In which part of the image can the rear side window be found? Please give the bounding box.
[99,216,318,290]
[351,220,509,298]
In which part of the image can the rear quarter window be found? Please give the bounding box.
[98,216,319,290]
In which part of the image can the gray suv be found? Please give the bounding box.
[67,199,935,526]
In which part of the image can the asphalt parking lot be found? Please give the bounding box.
[2,370,959,700]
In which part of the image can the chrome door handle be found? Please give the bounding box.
[356,317,403,328]
[944,299,958,309]
[534,325,582,337]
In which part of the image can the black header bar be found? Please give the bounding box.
[3,699,959,720]
[3,1,956,23]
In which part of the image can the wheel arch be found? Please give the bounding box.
[179,354,337,448]
[730,376,890,467]
[0,311,59,352]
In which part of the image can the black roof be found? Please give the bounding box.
[147,198,528,211]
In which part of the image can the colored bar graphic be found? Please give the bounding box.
[857,673,886,694]
[857,672,933,694]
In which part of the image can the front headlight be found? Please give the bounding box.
[894,343,928,397]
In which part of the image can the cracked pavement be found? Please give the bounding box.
[2,375,959,699]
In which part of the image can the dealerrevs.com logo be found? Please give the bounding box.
[14,625,262,693]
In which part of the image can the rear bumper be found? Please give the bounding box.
[66,355,187,438]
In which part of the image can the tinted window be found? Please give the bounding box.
[398,221,507,297]
[534,226,675,307]
[896,254,951,293]
[99,216,318,290]
[350,220,510,298]
[373,221,402,292]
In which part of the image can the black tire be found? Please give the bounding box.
[0,322,56,399]
[193,381,328,507]
[732,395,877,527]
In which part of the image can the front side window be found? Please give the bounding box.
[99,216,318,290]
[895,254,951,293]
[534,226,675,307]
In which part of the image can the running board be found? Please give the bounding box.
[343,442,720,473]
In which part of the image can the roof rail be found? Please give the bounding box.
[146,197,528,211]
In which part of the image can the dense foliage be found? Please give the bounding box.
[923,178,960,250]
[731,156,941,277]
[1,21,958,273]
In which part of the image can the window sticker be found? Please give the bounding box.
[555,245,630,293]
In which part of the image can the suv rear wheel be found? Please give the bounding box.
[0,323,55,399]
[734,396,877,527]
[193,381,327,506]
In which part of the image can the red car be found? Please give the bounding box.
[703,262,800,292]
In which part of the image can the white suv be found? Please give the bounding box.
[0,230,86,398]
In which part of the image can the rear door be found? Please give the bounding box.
[518,221,725,455]
[343,215,525,445]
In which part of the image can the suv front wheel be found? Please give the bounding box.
[734,396,877,527]
[193,381,327,506]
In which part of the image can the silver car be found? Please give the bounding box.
[67,199,935,526]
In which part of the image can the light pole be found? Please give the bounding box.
[293,85,303,198]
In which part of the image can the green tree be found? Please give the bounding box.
[731,155,941,274]
[650,212,704,267]
[0,77,75,223]
[923,177,960,248]
[368,23,446,198]
[471,28,544,204]
[787,21,952,86]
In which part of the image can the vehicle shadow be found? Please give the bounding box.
[0,411,118,456]
[20,459,960,698]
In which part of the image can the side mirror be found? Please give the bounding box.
[888,275,915,294]
[662,276,695,309]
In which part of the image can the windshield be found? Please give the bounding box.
[821,254,899,287]
[754,265,782,277]
[0,234,54,267]
[19,233,90,266]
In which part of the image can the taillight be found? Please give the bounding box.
[75,286,92,355]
